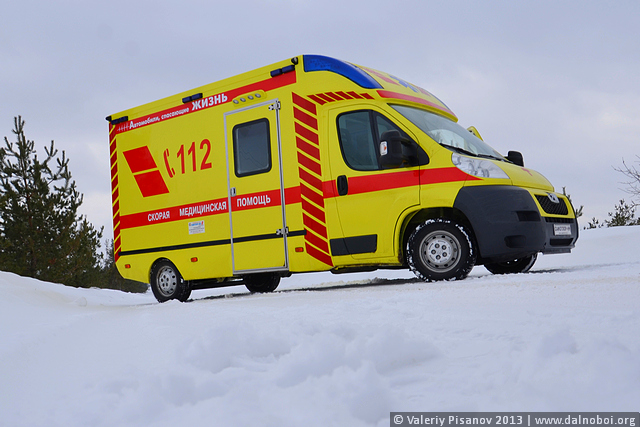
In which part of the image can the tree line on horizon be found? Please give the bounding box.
[0,117,638,292]
[0,117,146,292]
[567,157,640,229]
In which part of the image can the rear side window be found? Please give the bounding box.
[233,118,272,177]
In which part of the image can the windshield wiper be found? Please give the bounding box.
[442,144,504,161]
[475,153,505,161]
[442,144,476,157]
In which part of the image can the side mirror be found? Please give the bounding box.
[506,150,524,167]
[379,130,416,169]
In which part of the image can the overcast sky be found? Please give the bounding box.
[2,0,639,239]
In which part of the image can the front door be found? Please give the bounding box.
[327,106,424,260]
[225,100,288,273]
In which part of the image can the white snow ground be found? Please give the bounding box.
[1,226,639,427]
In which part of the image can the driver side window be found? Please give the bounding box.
[337,111,378,170]
[337,110,427,171]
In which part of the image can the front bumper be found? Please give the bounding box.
[453,186,578,264]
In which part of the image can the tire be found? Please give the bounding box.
[484,253,537,275]
[150,260,192,303]
[244,272,280,293]
[406,218,476,282]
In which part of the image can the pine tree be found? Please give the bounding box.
[605,199,639,227]
[585,217,602,229]
[0,116,103,287]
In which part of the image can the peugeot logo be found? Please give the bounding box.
[547,193,560,204]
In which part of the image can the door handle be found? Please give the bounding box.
[337,175,348,196]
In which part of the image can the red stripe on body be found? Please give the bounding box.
[297,151,322,176]
[284,186,301,205]
[133,170,170,197]
[304,229,330,254]
[301,198,326,223]
[325,92,344,101]
[232,189,281,212]
[303,213,328,239]
[308,95,327,105]
[299,168,323,193]
[320,168,476,199]
[295,122,319,145]
[316,93,334,103]
[296,137,320,161]
[123,146,158,173]
[322,180,337,199]
[110,162,118,180]
[110,151,118,170]
[292,93,317,115]
[305,243,333,266]
[341,170,419,196]
[294,106,318,130]
[300,183,324,208]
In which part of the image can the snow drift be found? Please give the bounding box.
[1,226,639,427]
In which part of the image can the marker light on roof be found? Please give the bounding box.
[303,55,383,89]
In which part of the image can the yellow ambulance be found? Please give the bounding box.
[107,55,578,302]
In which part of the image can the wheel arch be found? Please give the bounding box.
[399,207,477,265]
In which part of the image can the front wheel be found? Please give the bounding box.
[406,218,476,282]
[150,260,192,303]
[484,253,537,275]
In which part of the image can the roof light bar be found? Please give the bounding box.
[303,55,383,89]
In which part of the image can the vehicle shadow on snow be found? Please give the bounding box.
[471,261,636,279]
[530,261,638,275]
[189,261,636,302]
[191,276,423,302]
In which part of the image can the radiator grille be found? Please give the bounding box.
[535,195,569,215]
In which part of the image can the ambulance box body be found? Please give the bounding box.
[107,55,578,302]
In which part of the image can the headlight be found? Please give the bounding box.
[452,153,510,179]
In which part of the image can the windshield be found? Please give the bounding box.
[391,105,504,160]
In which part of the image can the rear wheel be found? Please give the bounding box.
[407,218,476,282]
[150,260,191,303]
[484,253,537,275]
[244,272,280,293]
